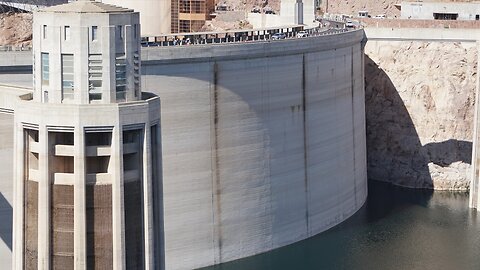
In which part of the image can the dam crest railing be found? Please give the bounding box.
[140,21,354,47]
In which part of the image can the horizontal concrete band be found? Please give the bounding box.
[364,27,480,42]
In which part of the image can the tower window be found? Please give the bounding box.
[88,54,103,102]
[61,54,74,100]
[117,25,123,40]
[433,13,458,20]
[64,26,71,40]
[43,25,47,39]
[115,54,126,101]
[41,52,49,85]
[92,26,98,41]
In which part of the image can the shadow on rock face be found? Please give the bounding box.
[365,54,473,191]
[423,139,472,166]
[0,192,12,250]
[365,55,434,189]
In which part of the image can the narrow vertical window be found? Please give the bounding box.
[42,25,47,39]
[117,25,123,40]
[133,24,137,38]
[115,54,126,101]
[41,52,49,85]
[88,54,103,102]
[61,54,74,100]
[64,26,70,40]
[92,26,98,41]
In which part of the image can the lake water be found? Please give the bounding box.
[201,180,480,270]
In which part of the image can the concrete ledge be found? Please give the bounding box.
[54,145,75,156]
[86,173,112,185]
[122,142,138,154]
[28,169,39,181]
[30,142,40,153]
[364,27,480,42]
[53,173,75,185]
[85,146,111,157]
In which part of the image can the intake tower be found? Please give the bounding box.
[12,1,162,269]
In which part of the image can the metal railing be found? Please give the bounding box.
[0,19,356,51]
[141,22,354,48]
[0,45,32,52]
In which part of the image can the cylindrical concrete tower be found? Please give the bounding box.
[12,1,163,269]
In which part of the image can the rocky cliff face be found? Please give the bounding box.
[365,41,477,191]
[324,0,400,18]
[0,12,32,47]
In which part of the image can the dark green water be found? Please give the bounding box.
[201,181,480,270]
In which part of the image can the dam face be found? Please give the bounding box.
[141,30,367,269]
[0,30,367,269]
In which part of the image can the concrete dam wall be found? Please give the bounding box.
[141,30,367,269]
[0,30,367,269]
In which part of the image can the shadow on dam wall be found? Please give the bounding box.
[0,192,12,250]
[364,55,472,190]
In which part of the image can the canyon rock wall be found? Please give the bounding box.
[365,40,477,190]
[323,0,475,18]
[0,13,32,47]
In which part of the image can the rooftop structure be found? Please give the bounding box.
[248,0,316,29]
[401,1,480,20]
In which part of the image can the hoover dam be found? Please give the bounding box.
[0,18,368,269]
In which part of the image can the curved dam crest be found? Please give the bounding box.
[0,30,367,269]
[141,30,367,269]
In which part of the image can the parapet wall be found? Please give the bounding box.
[360,18,480,29]
[141,30,367,269]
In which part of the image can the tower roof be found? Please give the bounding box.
[39,0,133,13]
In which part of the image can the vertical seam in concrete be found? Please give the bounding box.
[112,125,126,270]
[73,124,86,270]
[470,41,480,209]
[143,124,154,270]
[38,125,50,270]
[302,53,310,235]
[13,121,25,270]
[210,61,223,263]
[351,46,357,208]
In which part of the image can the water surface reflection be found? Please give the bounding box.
[201,180,480,270]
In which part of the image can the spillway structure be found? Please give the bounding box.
[11,1,162,269]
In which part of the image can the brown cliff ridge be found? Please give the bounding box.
[0,12,32,47]
[365,41,477,191]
